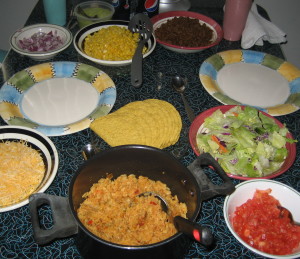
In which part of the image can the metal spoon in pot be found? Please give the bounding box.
[172,75,195,123]
[139,192,213,246]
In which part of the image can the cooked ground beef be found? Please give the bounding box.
[154,16,214,47]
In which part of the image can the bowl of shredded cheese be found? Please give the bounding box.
[73,20,156,66]
[0,126,59,212]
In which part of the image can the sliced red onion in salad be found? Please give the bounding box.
[18,30,63,52]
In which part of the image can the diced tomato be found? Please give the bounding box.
[232,189,300,255]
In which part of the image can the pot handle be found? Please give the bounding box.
[188,153,235,201]
[29,193,78,245]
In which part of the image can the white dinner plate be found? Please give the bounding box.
[0,62,116,136]
[199,50,300,116]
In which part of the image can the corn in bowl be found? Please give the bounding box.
[83,26,148,61]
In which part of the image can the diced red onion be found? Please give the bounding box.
[18,30,63,52]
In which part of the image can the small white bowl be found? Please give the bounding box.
[73,20,156,66]
[10,23,72,61]
[0,126,59,212]
[224,179,300,258]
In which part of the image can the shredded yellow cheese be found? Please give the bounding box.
[0,140,45,207]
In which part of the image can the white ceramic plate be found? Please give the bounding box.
[73,20,156,66]
[0,62,116,136]
[199,50,300,116]
[0,125,59,212]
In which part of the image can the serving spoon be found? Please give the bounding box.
[128,13,153,88]
[172,75,195,123]
[278,205,300,226]
[139,192,213,246]
[77,6,97,18]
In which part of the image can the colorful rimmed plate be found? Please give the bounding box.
[0,62,116,136]
[151,11,223,54]
[199,50,300,116]
[189,105,296,180]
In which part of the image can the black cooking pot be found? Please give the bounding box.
[29,145,235,259]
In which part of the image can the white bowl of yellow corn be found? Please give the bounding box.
[73,20,156,67]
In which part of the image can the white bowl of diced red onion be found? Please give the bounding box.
[223,179,300,258]
[10,23,72,61]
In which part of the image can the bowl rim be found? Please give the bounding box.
[74,0,115,20]
[188,105,297,180]
[73,20,156,66]
[223,179,300,258]
[0,125,59,212]
[10,23,73,57]
[150,10,223,50]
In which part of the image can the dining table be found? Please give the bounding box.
[0,0,299,258]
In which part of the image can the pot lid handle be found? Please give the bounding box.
[188,153,235,201]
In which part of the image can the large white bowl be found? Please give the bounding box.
[224,179,300,258]
[10,23,72,61]
[0,126,59,212]
[73,20,156,66]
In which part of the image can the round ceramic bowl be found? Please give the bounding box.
[151,10,223,54]
[189,105,296,180]
[0,126,59,212]
[10,23,72,61]
[73,20,156,66]
[74,1,115,29]
[224,179,300,258]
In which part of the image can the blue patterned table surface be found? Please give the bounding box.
[0,1,299,258]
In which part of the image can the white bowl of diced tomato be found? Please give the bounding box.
[224,179,300,258]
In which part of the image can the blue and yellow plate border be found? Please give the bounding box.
[0,61,116,136]
[199,50,300,116]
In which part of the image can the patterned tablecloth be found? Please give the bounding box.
[0,1,299,258]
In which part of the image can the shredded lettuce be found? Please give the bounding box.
[196,106,296,177]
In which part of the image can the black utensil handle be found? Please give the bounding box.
[131,42,144,88]
[29,193,78,245]
[174,216,213,246]
[188,153,235,201]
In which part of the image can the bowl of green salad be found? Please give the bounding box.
[189,105,296,180]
